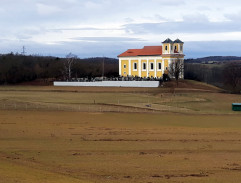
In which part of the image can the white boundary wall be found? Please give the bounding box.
[54,81,159,88]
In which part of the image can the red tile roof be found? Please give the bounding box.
[118,46,162,57]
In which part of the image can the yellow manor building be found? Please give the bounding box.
[118,38,184,78]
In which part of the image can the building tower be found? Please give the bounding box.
[162,38,174,54]
[173,39,184,54]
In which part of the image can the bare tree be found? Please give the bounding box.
[63,53,77,81]
[168,58,184,86]
[224,62,241,92]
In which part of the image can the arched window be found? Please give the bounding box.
[150,63,154,70]
[165,46,168,51]
[158,63,162,70]
[143,62,146,70]
[133,63,137,70]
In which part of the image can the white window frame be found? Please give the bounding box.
[133,62,137,71]
[150,62,154,71]
[142,62,146,71]
[157,62,162,71]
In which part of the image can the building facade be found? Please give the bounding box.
[118,38,185,78]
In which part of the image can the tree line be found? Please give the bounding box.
[0,53,240,93]
[0,53,118,84]
[185,61,241,93]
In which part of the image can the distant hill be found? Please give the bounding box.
[185,56,241,63]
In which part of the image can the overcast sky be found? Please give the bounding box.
[1,0,241,58]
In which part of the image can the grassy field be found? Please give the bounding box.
[0,80,239,114]
[0,81,241,183]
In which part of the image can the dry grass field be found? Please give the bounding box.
[0,80,238,114]
[0,80,241,183]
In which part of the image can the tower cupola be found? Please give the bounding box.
[162,38,174,54]
[173,39,184,54]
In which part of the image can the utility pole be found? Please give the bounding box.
[102,56,105,80]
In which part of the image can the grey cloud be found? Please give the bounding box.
[16,35,32,40]
[2,38,241,59]
[141,14,169,22]
[1,0,241,59]
[185,41,241,58]
[51,27,122,31]
[54,40,154,58]
[71,37,146,42]
[124,17,134,23]
[154,0,185,6]
[2,28,48,42]
[154,14,169,21]
[182,13,209,23]
[196,6,211,11]
[224,11,241,21]
[124,19,241,35]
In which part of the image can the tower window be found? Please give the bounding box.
[165,46,168,51]
[175,46,177,50]
[180,45,183,51]
[123,64,126,68]
[143,62,146,70]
